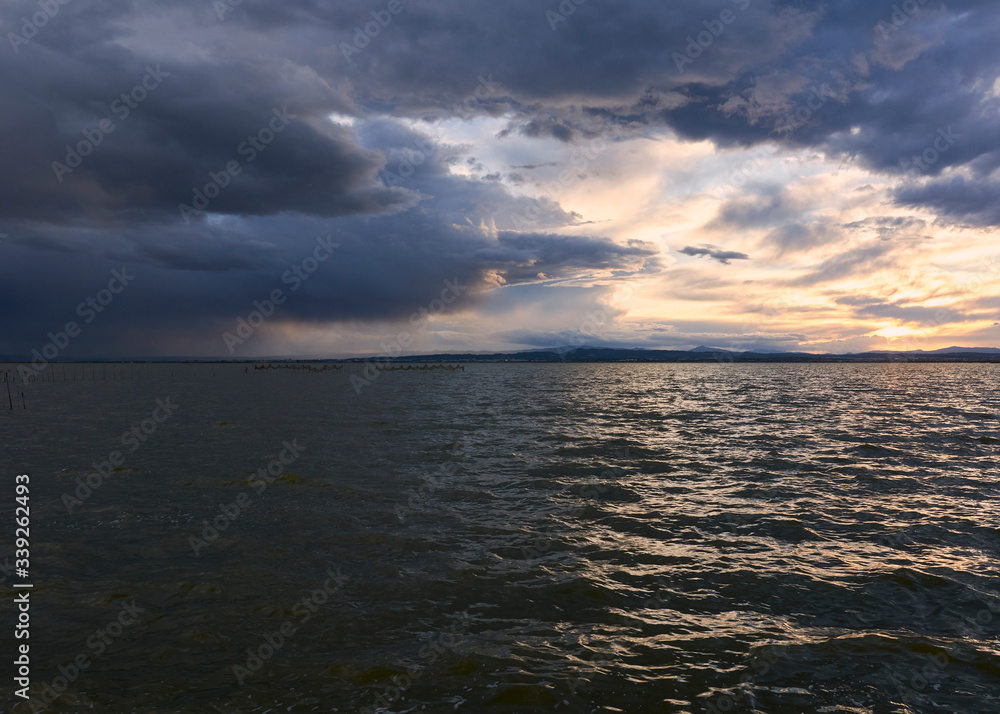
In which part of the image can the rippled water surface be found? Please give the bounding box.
[2,362,999,713]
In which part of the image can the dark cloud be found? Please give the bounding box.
[711,188,788,229]
[2,0,999,356]
[7,0,997,191]
[0,203,660,357]
[894,176,1000,227]
[9,0,1000,185]
[0,9,428,223]
[488,233,660,283]
[498,117,575,142]
[679,244,750,265]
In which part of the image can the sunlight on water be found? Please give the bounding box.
[2,362,998,712]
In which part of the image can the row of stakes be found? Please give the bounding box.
[3,372,25,410]
[6,364,157,384]
[252,363,465,372]
[6,363,467,382]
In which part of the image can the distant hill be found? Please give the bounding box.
[3,347,998,364]
[341,346,1000,364]
[867,346,1000,355]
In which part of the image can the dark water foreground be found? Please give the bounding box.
[1,362,998,713]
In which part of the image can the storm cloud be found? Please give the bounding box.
[1,0,998,356]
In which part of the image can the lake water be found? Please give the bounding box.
[2,362,999,712]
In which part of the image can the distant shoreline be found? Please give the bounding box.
[3,348,1000,365]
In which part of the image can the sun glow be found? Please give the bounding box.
[872,326,921,339]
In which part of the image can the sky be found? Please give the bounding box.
[1,0,999,359]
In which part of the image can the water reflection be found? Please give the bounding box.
[1,362,998,711]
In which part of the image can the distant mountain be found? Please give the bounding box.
[340,346,1000,364]
[914,346,1000,355]
[859,346,1000,357]
[689,345,796,355]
